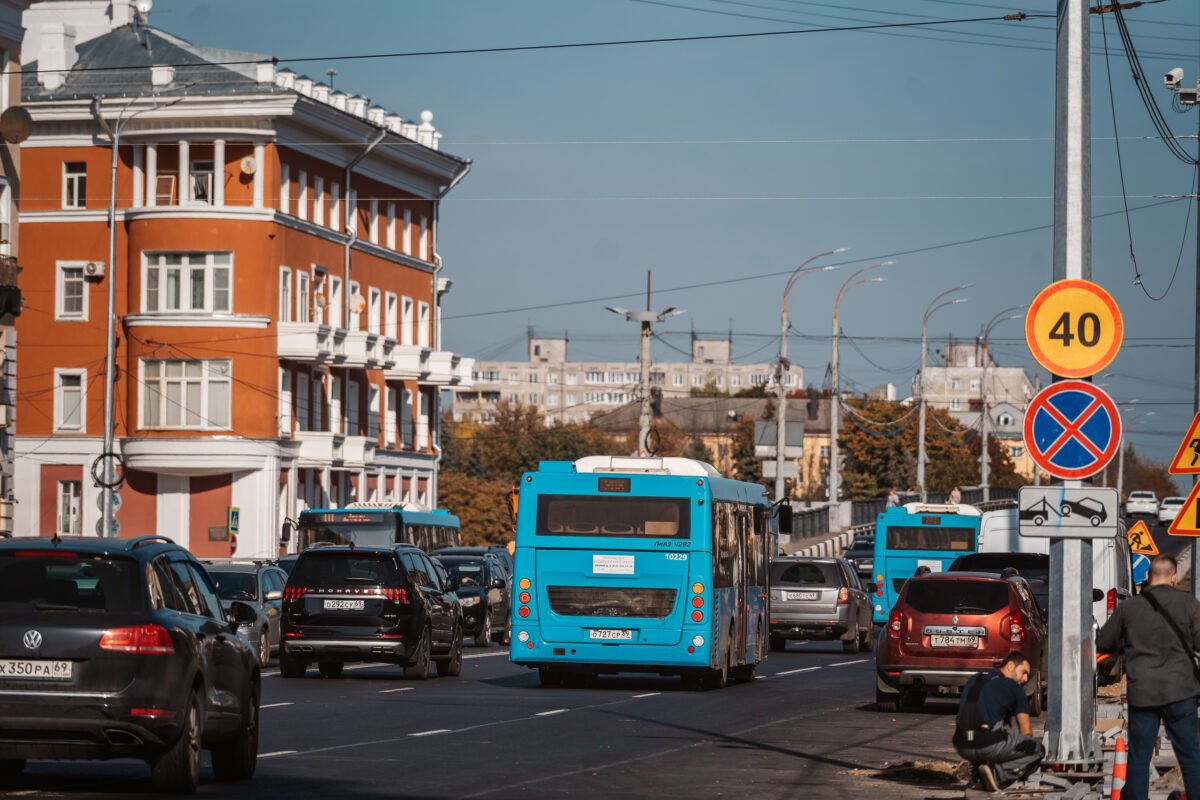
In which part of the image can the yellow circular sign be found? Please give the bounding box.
[1025,280,1123,378]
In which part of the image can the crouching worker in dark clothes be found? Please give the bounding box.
[953,651,1045,792]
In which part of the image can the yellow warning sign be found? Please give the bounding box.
[1169,412,1200,475]
[1127,519,1158,555]
[1168,482,1200,537]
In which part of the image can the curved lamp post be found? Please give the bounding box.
[916,285,971,501]
[773,248,846,502]
[979,306,1024,502]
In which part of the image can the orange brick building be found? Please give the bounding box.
[14,2,473,556]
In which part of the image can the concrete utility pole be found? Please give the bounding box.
[607,273,684,456]
[979,307,1023,502]
[828,262,890,517]
[774,249,844,502]
[916,287,969,501]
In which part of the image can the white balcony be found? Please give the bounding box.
[342,435,378,467]
[278,322,344,365]
[295,430,346,465]
[385,345,430,380]
[426,351,467,386]
[343,331,386,368]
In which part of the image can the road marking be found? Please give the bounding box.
[261,702,293,709]
[829,659,869,667]
[259,750,298,758]
[380,687,414,694]
[632,692,660,698]
[464,651,510,660]
[410,729,452,737]
[535,709,567,716]
[776,666,821,676]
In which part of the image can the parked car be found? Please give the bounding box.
[768,557,873,654]
[279,544,463,680]
[273,553,300,577]
[1125,491,1160,517]
[875,571,1048,715]
[432,554,511,646]
[433,545,514,580]
[204,561,289,667]
[948,552,1050,615]
[841,534,875,578]
[0,535,261,792]
[1159,496,1187,524]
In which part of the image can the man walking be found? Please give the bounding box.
[953,651,1046,791]
[1098,554,1200,800]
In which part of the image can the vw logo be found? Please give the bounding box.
[22,630,42,650]
[952,615,959,626]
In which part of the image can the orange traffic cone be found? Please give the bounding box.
[1111,736,1127,800]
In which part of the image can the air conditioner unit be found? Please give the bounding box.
[83,261,105,279]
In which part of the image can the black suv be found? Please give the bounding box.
[0,535,261,793]
[433,553,511,647]
[280,544,463,679]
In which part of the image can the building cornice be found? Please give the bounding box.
[124,313,271,329]
[123,436,291,475]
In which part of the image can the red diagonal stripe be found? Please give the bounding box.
[1040,397,1105,461]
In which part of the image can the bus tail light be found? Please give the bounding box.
[691,610,704,622]
[875,575,884,598]
[1107,588,1117,618]
[887,608,903,639]
[837,587,849,605]
[518,606,530,618]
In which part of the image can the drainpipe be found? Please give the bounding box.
[342,126,387,327]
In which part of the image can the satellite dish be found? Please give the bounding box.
[0,106,32,144]
[239,155,257,175]
[349,293,366,314]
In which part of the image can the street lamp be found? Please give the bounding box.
[828,261,892,518]
[979,306,1024,502]
[774,248,846,502]
[916,285,972,501]
[1116,404,1155,500]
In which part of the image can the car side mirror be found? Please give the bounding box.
[226,600,257,632]
[776,504,793,536]
[1092,588,1105,603]
[264,590,282,601]
[281,521,292,544]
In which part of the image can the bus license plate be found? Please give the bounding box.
[0,659,72,680]
[589,629,632,641]
[930,634,978,648]
[323,599,365,611]
[785,591,819,601]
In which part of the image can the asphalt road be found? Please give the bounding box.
[0,638,971,800]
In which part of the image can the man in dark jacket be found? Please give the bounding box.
[953,651,1045,791]
[1097,553,1200,800]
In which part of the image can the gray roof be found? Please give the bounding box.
[23,25,280,101]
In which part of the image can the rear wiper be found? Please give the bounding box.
[342,577,378,583]
[32,601,81,611]
[953,605,991,614]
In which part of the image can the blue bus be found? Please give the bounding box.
[509,456,787,689]
[293,504,461,553]
[871,502,981,623]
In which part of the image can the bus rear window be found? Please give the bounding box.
[537,496,690,538]
[884,525,974,551]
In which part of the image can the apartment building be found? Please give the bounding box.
[454,334,802,425]
[14,1,472,555]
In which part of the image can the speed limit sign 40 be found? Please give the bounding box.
[1025,279,1123,378]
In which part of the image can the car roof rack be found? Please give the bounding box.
[127,535,176,550]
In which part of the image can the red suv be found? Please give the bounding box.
[875,571,1047,714]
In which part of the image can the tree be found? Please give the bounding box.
[730,416,762,485]
[1115,443,1179,500]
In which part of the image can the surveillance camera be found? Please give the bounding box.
[1166,67,1185,88]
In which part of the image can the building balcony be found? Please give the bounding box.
[426,352,473,386]
[342,331,390,369]
[278,322,346,365]
[0,256,21,319]
[295,430,346,465]
[385,345,430,380]
[341,435,378,468]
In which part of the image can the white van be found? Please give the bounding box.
[976,507,1132,630]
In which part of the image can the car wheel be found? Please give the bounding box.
[0,759,25,779]
[703,646,730,690]
[404,627,431,680]
[317,661,344,679]
[151,688,203,794]
[769,635,786,652]
[256,628,270,668]
[842,622,861,654]
[211,680,259,781]
[876,686,900,713]
[731,663,756,682]
[476,611,493,647]
[538,666,564,687]
[279,653,306,679]
[436,624,463,677]
[1027,670,1045,717]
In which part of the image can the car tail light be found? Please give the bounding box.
[382,588,406,602]
[875,575,884,598]
[130,708,176,719]
[283,586,309,600]
[837,587,850,605]
[1002,610,1025,643]
[887,607,902,639]
[1107,588,1117,618]
[99,625,175,655]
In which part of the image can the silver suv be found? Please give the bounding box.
[769,557,873,654]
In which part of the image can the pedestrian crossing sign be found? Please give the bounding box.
[1168,482,1200,537]
[1126,520,1158,555]
[1168,412,1200,475]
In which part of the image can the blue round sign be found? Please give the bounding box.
[1022,380,1122,479]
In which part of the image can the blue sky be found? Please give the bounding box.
[155,0,1200,464]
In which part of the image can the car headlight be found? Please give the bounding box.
[459,596,481,607]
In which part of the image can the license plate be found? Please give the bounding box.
[930,634,978,648]
[588,629,632,640]
[785,591,819,601]
[0,659,73,680]
[323,599,365,611]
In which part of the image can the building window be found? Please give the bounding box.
[403,209,412,253]
[819,445,830,458]
[673,373,684,387]
[730,375,741,388]
[950,398,962,410]
[385,293,398,340]
[507,372,519,384]
[692,374,703,386]
[349,281,362,330]
[296,170,308,220]
[998,412,1015,427]
[55,369,86,431]
[585,371,603,384]
[278,368,293,437]
[368,288,381,335]
[386,203,396,249]
[418,215,429,260]
[401,297,414,345]
[141,360,232,429]
[547,394,559,406]
[57,480,81,535]
[1010,447,1024,459]
[417,302,430,347]
[528,394,539,404]
[56,263,88,321]
[384,385,397,446]
[566,373,577,385]
[566,393,577,405]
[313,176,325,226]
[279,164,290,214]
[297,272,310,323]
[190,160,214,204]
[528,373,539,384]
[62,162,86,208]
[951,378,961,390]
[143,252,232,313]
[329,182,340,231]
[279,267,292,322]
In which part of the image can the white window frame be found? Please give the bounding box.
[417,302,430,347]
[55,368,86,431]
[384,384,397,446]
[140,359,232,430]
[328,275,343,328]
[367,382,380,440]
[297,271,310,323]
[418,215,429,260]
[347,378,360,435]
[189,159,214,204]
[280,163,290,214]
[369,198,379,244]
[62,161,86,209]
[143,252,232,313]
[349,280,361,331]
[416,390,429,449]
[296,170,308,220]
[386,203,396,249]
[347,190,358,235]
[56,261,89,321]
[0,178,12,257]
[401,296,414,345]
[402,209,412,254]
[329,182,340,232]
[385,292,398,340]
[279,267,292,322]
[57,480,82,535]
[278,367,293,437]
[313,176,325,226]
[368,288,381,335]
